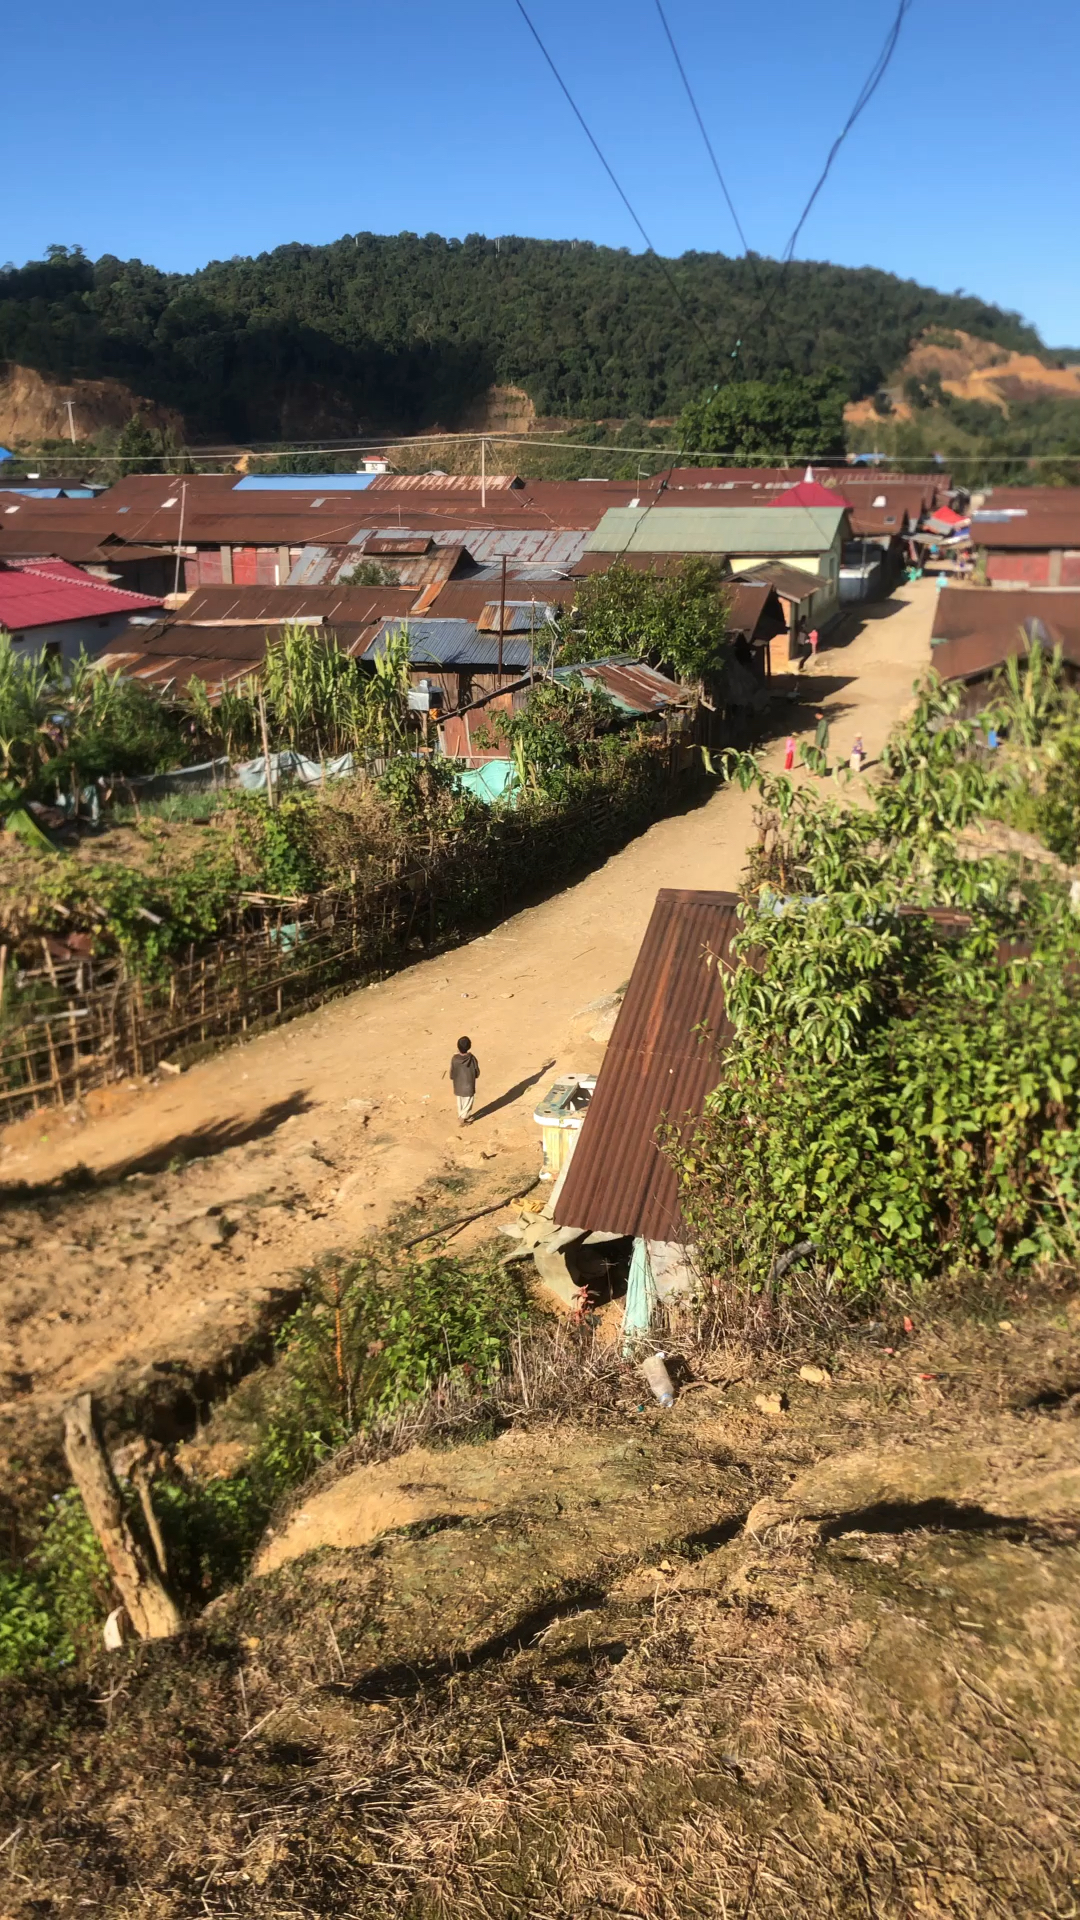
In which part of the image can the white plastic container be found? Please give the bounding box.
[641,1351,675,1409]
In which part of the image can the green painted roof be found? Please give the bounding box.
[585,504,846,557]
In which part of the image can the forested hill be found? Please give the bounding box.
[0,235,1044,441]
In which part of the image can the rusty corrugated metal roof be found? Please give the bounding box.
[555,659,691,714]
[554,889,741,1241]
[970,510,1080,549]
[365,473,524,492]
[176,584,418,624]
[726,580,786,642]
[930,586,1080,681]
[738,561,822,602]
[287,542,469,591]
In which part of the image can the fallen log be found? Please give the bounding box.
[62,1395,181,1641]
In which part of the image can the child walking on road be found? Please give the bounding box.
[450,1037,480,1125]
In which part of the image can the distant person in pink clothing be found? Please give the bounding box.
[783,736,796,771]
[808,627,820,662]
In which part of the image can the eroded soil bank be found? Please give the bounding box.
[3,1291,1079,1917]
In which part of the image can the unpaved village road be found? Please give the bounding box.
[0,583,934,1453]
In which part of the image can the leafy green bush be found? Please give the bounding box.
[556,558,731,682]
[679,369,847,462]
[671,683,1080,1298]
[255,1250,532,1495]
[0,1489,110,1677]
[1034,730,1080,863]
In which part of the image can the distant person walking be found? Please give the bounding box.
[450,1036,480,1125]
[849,734,865,774]
[814,709,830,757]
[808,626,820,663]
[783,735,796,771]
[796,618,809,671]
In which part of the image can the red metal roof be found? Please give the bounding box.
[0,557,163,631]
[769,479,854,509]
[554,889,741,1241]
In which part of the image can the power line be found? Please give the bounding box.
[784,0,915,266]
[510,0,715,359]
[652,0,751,257]
[12,429,1063,468]
[747,0,916,352]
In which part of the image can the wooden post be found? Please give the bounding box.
[62,1395,181,1641]
[258,686,275,809]
[498,553,507,678]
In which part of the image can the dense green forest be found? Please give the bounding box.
[0,235,1045,441]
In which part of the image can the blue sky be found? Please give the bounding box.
[6,0,1079,344]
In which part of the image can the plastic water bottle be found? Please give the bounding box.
[641,1351,675,1409]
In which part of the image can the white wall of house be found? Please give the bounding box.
[7,611,145,666]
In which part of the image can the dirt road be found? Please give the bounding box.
[0,583,935,1449]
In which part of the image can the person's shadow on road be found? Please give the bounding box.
[469,1059,557,1125]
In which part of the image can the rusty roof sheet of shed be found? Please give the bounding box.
[287,542,469,590]
[554,889,740,1241]
[969,510,1080,548]
[175,584,418,624]
[929,586,1080,680]
[738,561,822,601]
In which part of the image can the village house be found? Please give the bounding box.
[583,503,849,655]
[930,584,1080,706]
[0,556,164,664]
[968,492,1080,588]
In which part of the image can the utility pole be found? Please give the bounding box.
[497,553,507,678]
[64,399,77,444]
[171,481,188,598]
[480,436,486,511]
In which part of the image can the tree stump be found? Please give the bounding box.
[62,1395,181,1641]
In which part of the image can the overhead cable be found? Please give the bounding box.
[510,0,715,355]
[653,0,751,257]
[747,0,916,352]
[782,0,915,266]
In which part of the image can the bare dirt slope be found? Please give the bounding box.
[0,363,182,444]
[845,326,1080,425]
[4,1294,1080,1919]
[0,584,935,1462]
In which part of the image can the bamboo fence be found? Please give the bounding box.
[0,742,698,1123]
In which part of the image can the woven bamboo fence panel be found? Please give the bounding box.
[0,744,696,1122]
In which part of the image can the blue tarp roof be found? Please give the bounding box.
[232,473,375,491]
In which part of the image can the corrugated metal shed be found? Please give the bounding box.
[970,511,1080,549]
[554,889,740,1240]
[930,586,1080,682]
[362,618,534,670]
[554,659,690,715]
[586,506,846,557]
[726,580,787,643]
[448,527,591,568]
[476,600,559,632]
